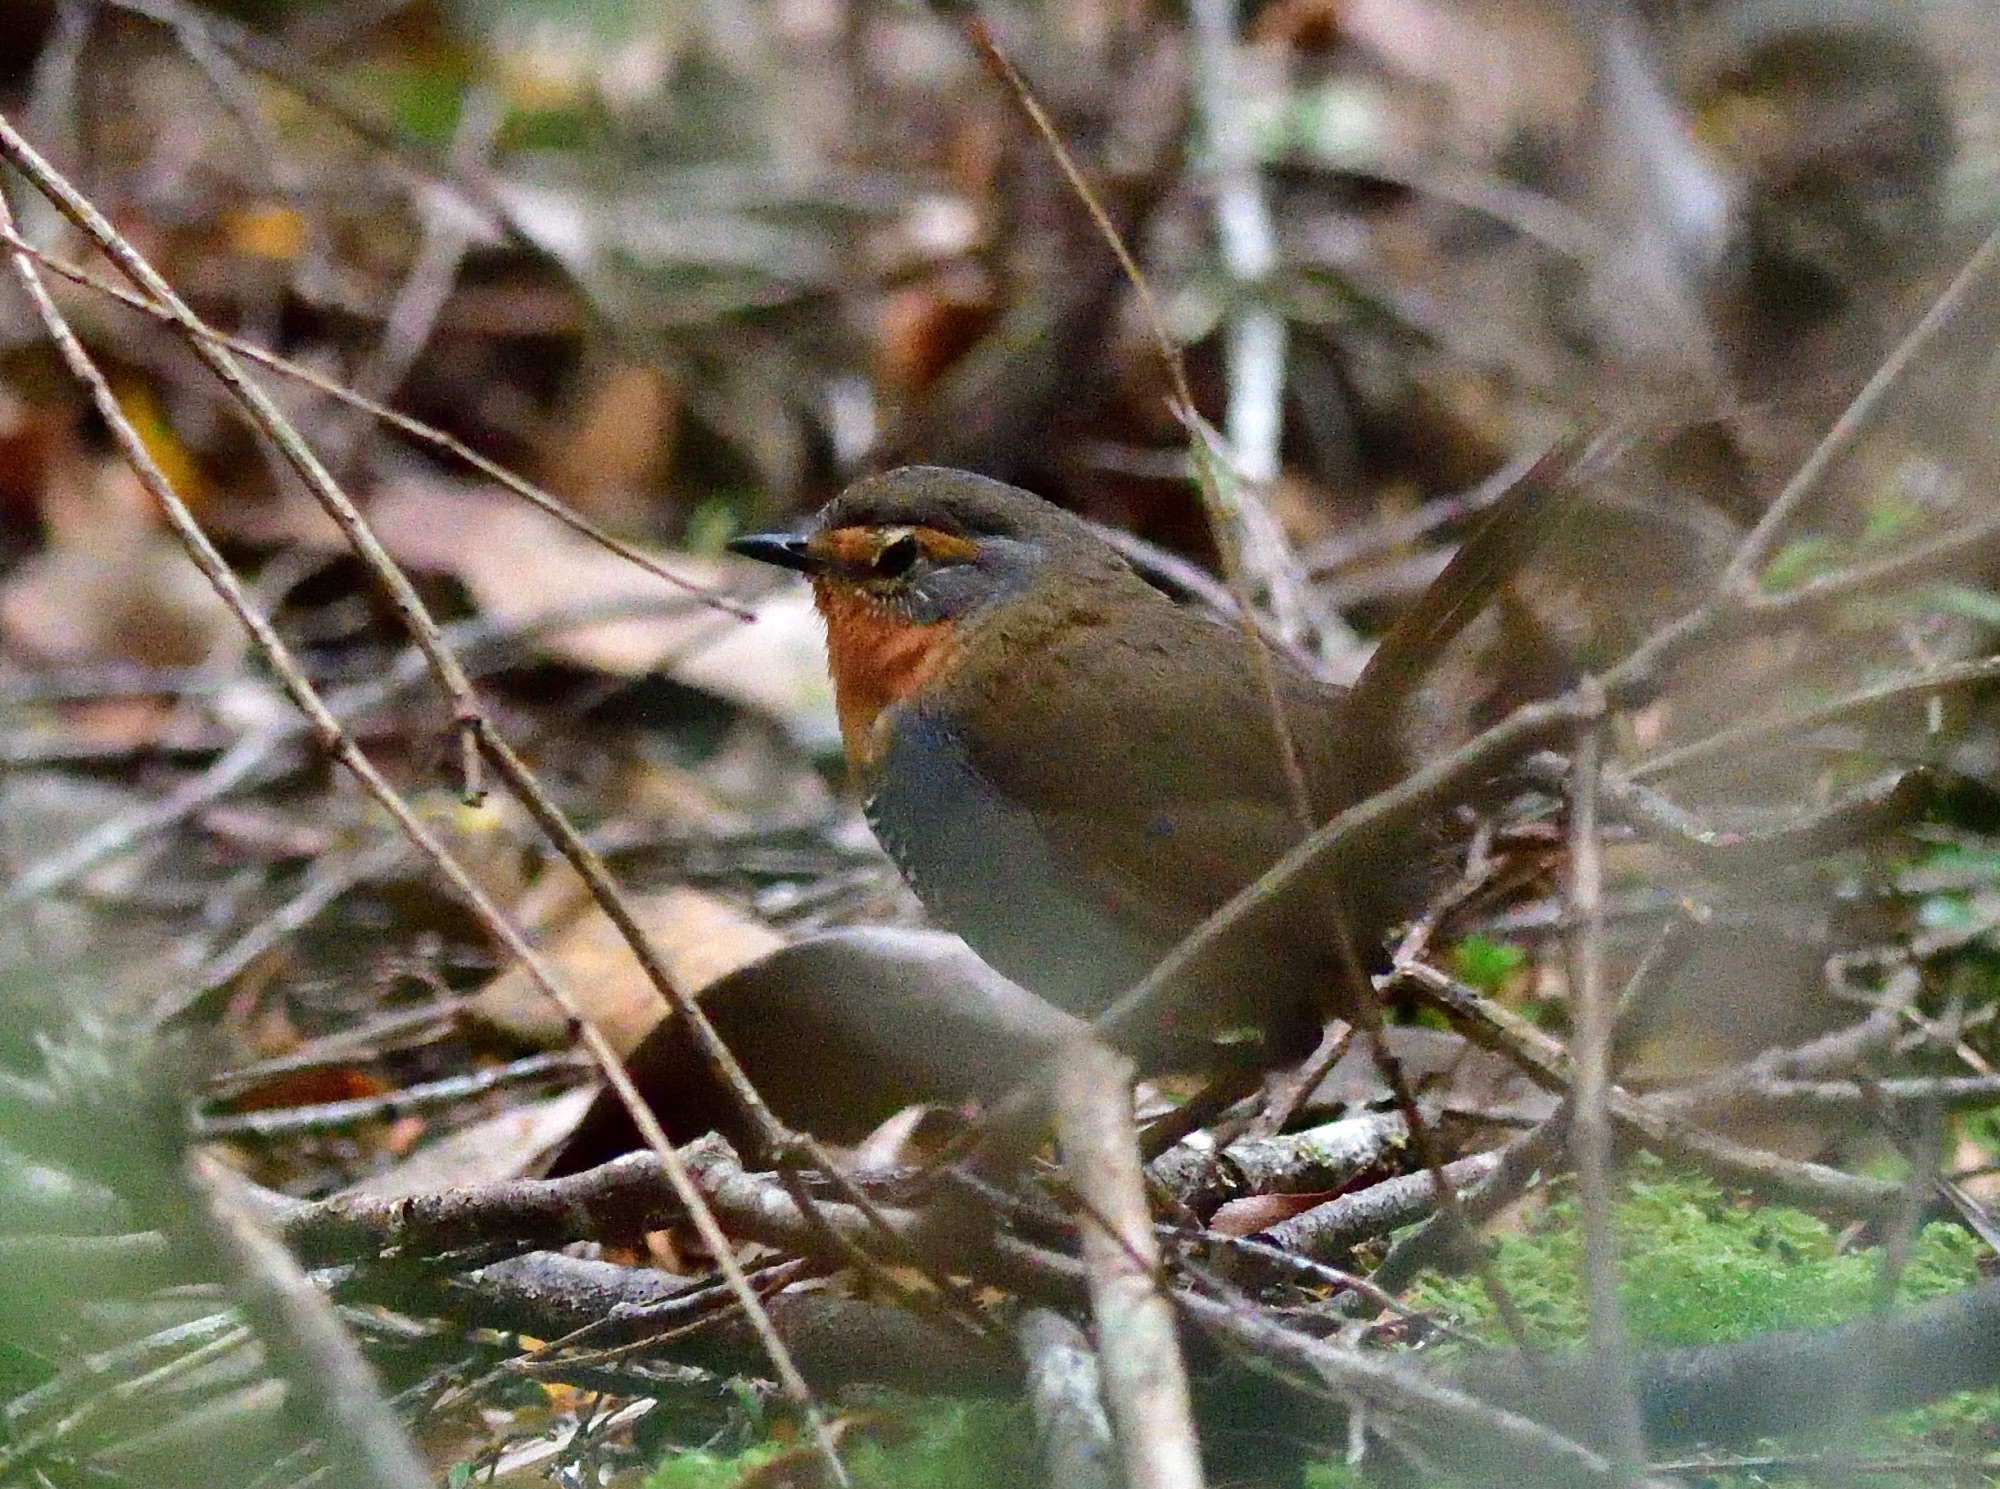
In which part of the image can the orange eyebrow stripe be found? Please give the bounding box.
[817,527,883,565]
[813,524,979,568]
[916,528,978,563]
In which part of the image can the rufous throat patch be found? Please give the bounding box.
[811,582,961,767]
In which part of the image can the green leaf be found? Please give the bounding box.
[1931,583,2000,629]
[1450,935,1527,993]
[1759,533,1834,592]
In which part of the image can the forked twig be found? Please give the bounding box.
[0,115,490,798]
[1399,959,1905,1221]
[0,120,852,1488]
[1098,217,2000,1095]
[5,82,930,1335]
[0,218,748,615]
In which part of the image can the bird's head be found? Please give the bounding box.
[728,467,1122,766]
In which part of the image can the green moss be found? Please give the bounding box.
[643,1177,1996,1487]
[1932,583,2000,630]
[347,65,472,146]
[1412,1168,1980,1348]
[1759,533,1836,592]
[646,1440,789,1489]
[1397,1166,1998,1485]
[644,1398,1035,1489]
[1449,935,1528,995]
[1303,1460,1364,1488]
[843,1400,1037,1488]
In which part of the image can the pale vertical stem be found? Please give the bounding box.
[1567,711,1647,1470]
[1054,1040,1206,1489]
[1188,0,1357,658]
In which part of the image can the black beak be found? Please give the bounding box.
[726,531,819,575]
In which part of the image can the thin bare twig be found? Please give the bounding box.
[320,84,503,477]
[1261,1154,1500,1261]
[474,731,933,1282]
[1661,1073,2000,1119]
[1176,1286,1657,1489]
[163,835,414,1026]
[0,217,748,614]
[1370,1113,1571,1295]
[105,0,510,234]
[194,1051,591,1139]
[1150,1110,1409,1218]
[204,992,481,1096]
[1625,651,2000,783]
[1398,959,1906,1221]
[0,113,490,798]
[1720,220,2000,595]
[0,144,850,1487]
[960,15,1315,831]
[1084,221,2000,1107]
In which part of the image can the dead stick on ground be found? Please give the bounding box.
[186,1152,431,1489]
[1053,1038,1206,1489]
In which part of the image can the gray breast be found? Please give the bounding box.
[864,708,1156,1014]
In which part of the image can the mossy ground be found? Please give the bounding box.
[1312,1163,2000,1486]
[638,1167,1999,1487]
[1411,1165,1982,1347]
[644,1398,1036,1489]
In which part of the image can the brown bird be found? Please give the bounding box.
[725,463,1567,1070]
[548,458,1573,1172]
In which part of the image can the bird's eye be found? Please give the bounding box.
[874,532,921,578]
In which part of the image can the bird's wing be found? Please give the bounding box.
[949,604,1363,954]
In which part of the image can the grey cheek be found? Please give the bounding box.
[912,538,1043,622]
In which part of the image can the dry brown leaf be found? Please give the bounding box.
[1249,0,1345,51]
[1207,1189,1340,1237]
[341,1087,599,1198]
[1,462,240,670]
[0,383,62,522]
[221,201,308,263]
[874,283,995,404]
[364,478,837,742]
[222,1065,390,1113]
[474,884,785,1053]
[538,358,679,532]
[1306,1023,1556,1127]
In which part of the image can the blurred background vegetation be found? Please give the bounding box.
[5,0,2000,1485]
